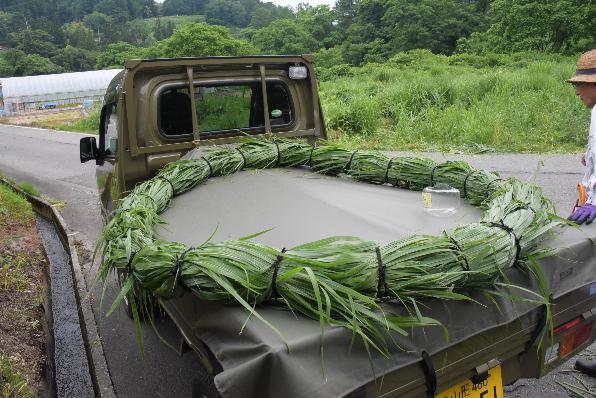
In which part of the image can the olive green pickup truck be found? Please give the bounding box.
[80,55,596,398]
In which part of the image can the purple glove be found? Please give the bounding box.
[569,203,596,225]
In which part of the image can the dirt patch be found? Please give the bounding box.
[0,185,47,396]
[0,109,83,129]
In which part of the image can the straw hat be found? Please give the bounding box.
[568,49,596,84]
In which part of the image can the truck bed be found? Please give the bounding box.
[157,168,596,398]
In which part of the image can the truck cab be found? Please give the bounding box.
[80,55,325,218]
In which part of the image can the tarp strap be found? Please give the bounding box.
[420,350,437,398]
[526,293,553,350]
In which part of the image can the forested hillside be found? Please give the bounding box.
[0,0,594,77]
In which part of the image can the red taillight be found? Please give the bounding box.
[554,317,581,334]
[558,321,593,358]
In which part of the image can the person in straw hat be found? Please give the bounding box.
[568,49,596,377]
[568,49,596,226]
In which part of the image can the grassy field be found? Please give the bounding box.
[318,51,588,153]
[21,51,589,153]
[54,107,100,133]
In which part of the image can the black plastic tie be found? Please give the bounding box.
[512,204,537,215]
[463,170,479,199]
[444,233,470,272]
[137,193,157,207]
[235,147,247,169]
[173,247,194,293]
[344,150,358,173]
[429,165,439,186]
[156,175,176,195]
[201,156,213,177]
[274,141,282,167]
[485,178,503,193]
[125,251,137,276]
[482,220,522,265]
[375,247,389,298]
[420,350,437,398]
[270,248,287,299]
[384,158,394,185]
[308,146,315,166]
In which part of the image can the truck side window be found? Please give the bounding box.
[104,103,118,156]
[157,81,293,138]
[159,88,194,136]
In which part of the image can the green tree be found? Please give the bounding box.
[0,49,63,77]
[205,0,249,27]
[9,29,59,58]
[62,21,96,49]
[296,6,341,49]
[144,23,254,58]
[460,0,596,53]
[94,0,135,23]
[248,3,293,29]
[95,41,141,68]
[249,18,320,54]
[0,12,13,44]
[51,45,97,71]
[83,11,114,43]
[161,0,205,15]
[122,18,152,46]
[56,0,95,23]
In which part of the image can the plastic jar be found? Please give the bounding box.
[422,184,461,217]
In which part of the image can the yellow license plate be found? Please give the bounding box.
[435,364,504,398]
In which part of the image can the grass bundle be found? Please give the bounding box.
[119,237,439,356]
[97,137,562,354]
[386,156,437,190]
[309,144,354,175]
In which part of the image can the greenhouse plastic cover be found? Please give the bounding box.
[159,168,596,398]
[0,69,122,102]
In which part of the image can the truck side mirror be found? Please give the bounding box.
[80,137,99,163]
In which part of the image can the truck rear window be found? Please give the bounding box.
[158,81,293,138]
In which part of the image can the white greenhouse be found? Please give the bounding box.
[0,69,122,116]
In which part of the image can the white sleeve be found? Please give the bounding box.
[584,107,596,204]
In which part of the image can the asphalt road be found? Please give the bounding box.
[0,124,203,397]
[0,123,594,397]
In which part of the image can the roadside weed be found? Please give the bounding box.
[0,355,36,398]
[0,184,33,225]
[17,182,40,197]
[0,254,30,291]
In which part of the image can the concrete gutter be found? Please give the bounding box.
[1,178,115,397]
